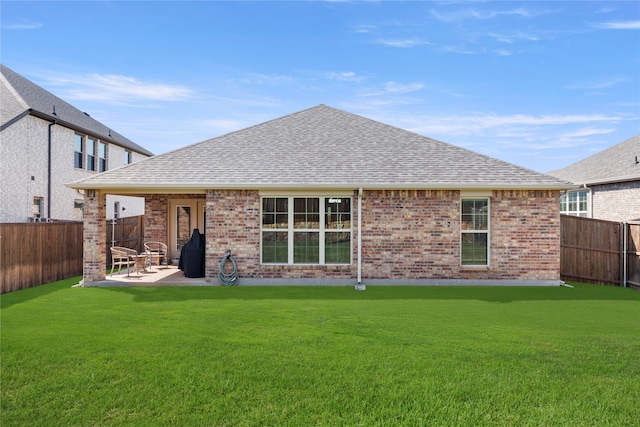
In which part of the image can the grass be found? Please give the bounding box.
[2,279,639,426]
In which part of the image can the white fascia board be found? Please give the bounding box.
[573,175,640,186]
[66,181,575,192]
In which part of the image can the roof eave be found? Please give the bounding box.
[66,181,574,193]
[28,110,154,157]
[571,175,640,186]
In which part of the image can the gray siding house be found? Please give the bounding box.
[0,65,153,223]
[548,135,640,222]
[70,105,571,286]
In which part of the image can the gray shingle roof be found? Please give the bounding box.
[548,134,640,185]
[0,64,153,157]
[69,104,570,192]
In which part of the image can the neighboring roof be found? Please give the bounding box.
[0,64,153,157]
[69,105,571,192]
[548,135,640,186]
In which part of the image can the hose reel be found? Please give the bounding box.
[218,250,239,286]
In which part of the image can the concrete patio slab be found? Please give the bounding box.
[89,265,211,287]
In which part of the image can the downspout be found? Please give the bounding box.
[623,222,628,288]
[583,184,593,218]
[47,120,57,219]
[356,188,365,290]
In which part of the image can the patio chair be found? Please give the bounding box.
[144,241,168,268]
[110,246,137,276]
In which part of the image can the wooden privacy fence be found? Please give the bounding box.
[106,215,144,268]
[0,215,145,293]
[561,215,640,289]
[0,222,83,294]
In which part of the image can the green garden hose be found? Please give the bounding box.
[218,250,238,286]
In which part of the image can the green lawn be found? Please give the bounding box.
[2,279,639,426]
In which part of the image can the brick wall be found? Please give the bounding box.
[592,181,640,222]
[144,194,169,243]
[491,190,560,281]
[83,190,106,283]
[143,189,561,283]
[361,190,459,280]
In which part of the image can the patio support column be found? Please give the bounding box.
[83,189,106,286]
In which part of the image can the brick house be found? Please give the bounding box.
[548,135,640,222]
[70,105,570,286]
[0,64,153,223]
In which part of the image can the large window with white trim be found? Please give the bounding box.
[560,190,587,217]
[461,198,490,266]
[261,196,352,265]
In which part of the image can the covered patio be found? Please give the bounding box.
[92,265,210,287]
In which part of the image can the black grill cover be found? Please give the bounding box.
[179,229,205,278]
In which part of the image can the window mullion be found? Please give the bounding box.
[288,197,294,265]
[319,197,325,264]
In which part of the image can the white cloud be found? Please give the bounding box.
[46,73,193,104]
[376,38,432,48]
[488,31,543,44]
[593,21,640,30]
[351,24,376,33]
[556,127,616,139]
[494,49,514,56]
[237,74,294,85]
[325,71,366,82]
[564,78,626,90]
[431,7,541,22]
[470,7,536,20]
[2,20,42,30]
[383,81,424,94]
[395,113,624,137]
[439,45,476,55]
[359,81,425,97]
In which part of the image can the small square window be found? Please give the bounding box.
[33,197,43,218]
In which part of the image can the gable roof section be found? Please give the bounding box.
[548,134,640,185]
[0,64,153,157]
[69,105,570,192]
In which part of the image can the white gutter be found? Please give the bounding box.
[583,184,593,218]
[65,182,575,192]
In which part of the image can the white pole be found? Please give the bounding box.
[357,188,363,285]
[623,222,627,288]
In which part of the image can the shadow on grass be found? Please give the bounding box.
[1,276,82,309]
[3,279,638,308]
[98,282,640,304]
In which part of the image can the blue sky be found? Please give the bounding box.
[2,1,639,173]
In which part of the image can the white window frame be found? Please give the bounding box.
[98,142,107,172]
[260,193,352,265]
[460,197,491,267]
[74,135,84,169]
[86,138,97,171]
[560,190,588,217]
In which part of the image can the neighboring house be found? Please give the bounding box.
[0,64,153,223]
[70,105,570,286]
[548,135,640,222]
